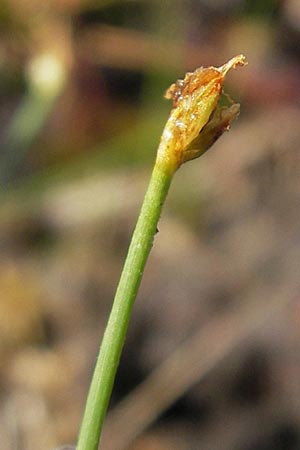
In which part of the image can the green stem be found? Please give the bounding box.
[77,162,175,450]
[76,54,246,450]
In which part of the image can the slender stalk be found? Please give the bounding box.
[76,163,174,450]
[1,54,66,185]
[76,55,246,450]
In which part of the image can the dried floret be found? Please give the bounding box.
[156,55,247,172]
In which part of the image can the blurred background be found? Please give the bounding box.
[0,0,300,449]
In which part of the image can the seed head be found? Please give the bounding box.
[156,55,247,172]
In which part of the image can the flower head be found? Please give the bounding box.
[156,55,247,172]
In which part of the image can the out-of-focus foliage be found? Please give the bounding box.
[1,1,300,449]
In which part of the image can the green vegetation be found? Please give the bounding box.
[77,55,246,450]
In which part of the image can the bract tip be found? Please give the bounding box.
[219,54,247,76]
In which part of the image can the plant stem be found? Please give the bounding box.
[76,54,246,450]
[77,162,175,450]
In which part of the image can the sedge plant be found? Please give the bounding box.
[76,54,247,450]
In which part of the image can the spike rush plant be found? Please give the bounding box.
[77,55,247,450]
